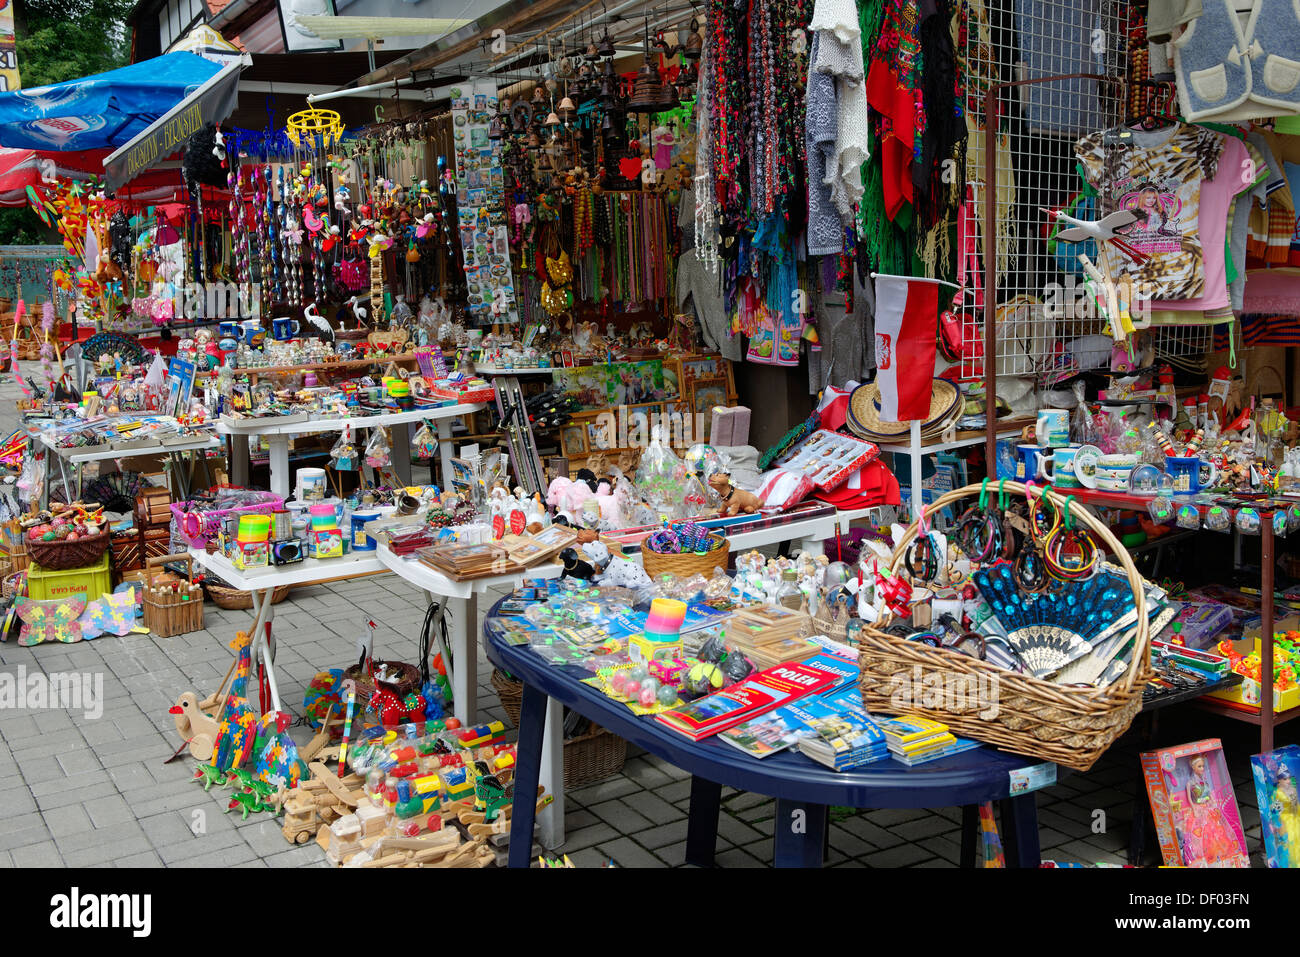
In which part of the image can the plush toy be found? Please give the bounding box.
[598,556,653,589]
[708,472,762,517]
[545,476,596,516]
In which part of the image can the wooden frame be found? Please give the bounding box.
[690,376,729,443]
[559,424,588,457]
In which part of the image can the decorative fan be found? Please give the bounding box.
[81,331,149,367]
[973,563,1133,679]
[83,471,147,515]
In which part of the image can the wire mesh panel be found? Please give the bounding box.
[960,0,1130,381]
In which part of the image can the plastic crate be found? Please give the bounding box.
[26,553,112,603]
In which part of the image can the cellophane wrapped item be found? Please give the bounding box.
[364,428,391,469]
[411,421,439,458]
[330,429,358,471]
[634,427,708,520]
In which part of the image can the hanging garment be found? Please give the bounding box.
[1014,0,1107,136]
[1173,0,1300,122]
[806,33,846,256]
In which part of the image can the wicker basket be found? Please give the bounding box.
[491,670,628,788]
[641,536,730,580]
[344,660,422,697]
[142,553,204,638]
[203,582,294,609]
[26,530,111,571]
[858,481,1152,773]
[806,599,853,643]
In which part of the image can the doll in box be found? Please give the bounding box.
[1174,754,1248,867]
[1252,746,1300,867]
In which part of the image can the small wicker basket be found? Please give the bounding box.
[203,582,294,609]
[26,529,111,571]
[491,670,628,788]
[857,481,1152,773]
[641,535,730,580]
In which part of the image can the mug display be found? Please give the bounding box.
[1039,446,1080,488]
[1095,454,1138,491]
[1167,456,1219,494]
[1035,409,1071,448]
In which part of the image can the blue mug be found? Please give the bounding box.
[240,320,263,344]
[1039,446,1080,488]
[272,317,300,340]
[218,321,239,338]
[1015,444,1048,483]
[1167,456,1219,494]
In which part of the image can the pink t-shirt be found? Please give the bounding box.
[1159,134,1253,312]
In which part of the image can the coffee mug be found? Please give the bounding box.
[1015,444,1048,482]
[1167,455,1218,494]
[1038,446,1080,488]
[1096,454,1139,491]
[272,317,300,340]
[218,321,239,338]
[1035,409,1071,448]
[240,319,263,344]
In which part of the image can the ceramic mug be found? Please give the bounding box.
[272,317,300,340]
[1015,444,1048,482]
[1038,446,1080,488]
[1166,455,1218,494]
[1035,409,1071,448]
[240,319,262,344]
[1095,454,1139,491]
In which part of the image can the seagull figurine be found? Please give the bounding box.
[1042,207,1149,265]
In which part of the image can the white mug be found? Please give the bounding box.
[1036,409,1071,448]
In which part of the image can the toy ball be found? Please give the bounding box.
[627,665,648,684]
[683,662,724,697]
[656,685,679,706]
[610,672,629,693]
[824,561,852,588]
[639,687,658,707]
[641,677,659,693]
[684,444,723,479]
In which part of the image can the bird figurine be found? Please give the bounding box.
[302,302,334,343]
[346,295,368,329]
[210,631,258,772]
[1041,207,1148,264]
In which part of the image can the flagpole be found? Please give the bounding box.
[869,272,962,291]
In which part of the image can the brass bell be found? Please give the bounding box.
[596,28,616,58]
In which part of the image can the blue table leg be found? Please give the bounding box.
[998,794,1042,868]
[507,681,548,868]
[685,776,721,867]
[772,799,827,868]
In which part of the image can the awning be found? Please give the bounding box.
[101,56,248,192]
[0,147,177,206]
[0,51,248,191]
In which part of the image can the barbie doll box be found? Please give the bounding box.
[1141,738,1249,868]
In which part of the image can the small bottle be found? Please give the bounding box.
[776,568,802,610]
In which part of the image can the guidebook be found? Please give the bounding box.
[876,715,957,757]
[795,692,889,771]
[655,656,851,741]
[718,655,861,758]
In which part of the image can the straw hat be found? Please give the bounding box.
[847,379,960,441]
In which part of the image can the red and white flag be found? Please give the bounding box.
[873,275,939,421]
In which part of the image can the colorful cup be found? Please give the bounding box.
[1015,445,1048,483]
[1039,446,1080,488]
[1035,409,1071,448]
[1096,454,1139,491]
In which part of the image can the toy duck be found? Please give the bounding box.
[170,691,220,761]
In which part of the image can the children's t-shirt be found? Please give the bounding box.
[1074,123,1224,303]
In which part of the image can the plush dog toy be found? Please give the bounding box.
[708,472,762,517]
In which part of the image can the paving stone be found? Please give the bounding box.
[10,839,63,867]
[588,799,655,834]
[622,790,687,826]
[42,803,93,838]
[889,814,958,842]
[558,822,621,852]
[178,842,260,868]
[62,835,157,868]
[264,846,326,867]
[652,779,693,804]
[620,756,675,789]
[715,846,765,868]
[596,836,665,868]
[837,814,906,849]
[827,826,877,858]
[567,776,643,805]
[0,824,51,851]
[114,851,164,867]
[918,835,964,865]
[634,819,689,850]
[156,827,246,865]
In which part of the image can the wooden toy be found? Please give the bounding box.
[211,631,258,772]
[170,691,220,761]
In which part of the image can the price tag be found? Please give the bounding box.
[1009,763,1057,795]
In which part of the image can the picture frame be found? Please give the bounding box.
[691,377,729,442]
[560,425,588,457]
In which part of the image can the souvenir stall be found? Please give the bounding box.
[9,0,1300,875]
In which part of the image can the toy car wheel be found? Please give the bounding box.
[295,830,312,845]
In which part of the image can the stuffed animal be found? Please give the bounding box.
[708,472,762,517]
[598,555,654,589]
[546,476,596,516]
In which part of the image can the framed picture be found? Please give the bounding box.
[275,0,343,53]
[586,419,615,451]
[691,377,728,442]
[560,425,588,457]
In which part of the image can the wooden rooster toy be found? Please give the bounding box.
[210,631,258,772]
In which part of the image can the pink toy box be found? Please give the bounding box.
[1141,738,1249,868]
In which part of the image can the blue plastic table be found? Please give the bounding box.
[485,616,1054,868]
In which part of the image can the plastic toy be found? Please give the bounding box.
[1252,744,1300,868]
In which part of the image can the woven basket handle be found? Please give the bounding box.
[885,481,1150,693]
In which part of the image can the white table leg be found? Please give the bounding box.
[436,419,454,491]
[266,435,291,501]
[537,696,566,850]
[248,587,281,713]
[448,592,478,725]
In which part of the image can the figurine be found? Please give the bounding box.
[708,472,762,517]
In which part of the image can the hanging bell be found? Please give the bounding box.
[586,40,600,61]
[532,85,548,105]
[558,95,576,118]
[596,28,616,58]
[685,21,703,59]
[544,109,561,127]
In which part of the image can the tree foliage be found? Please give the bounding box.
[14,0,135,88]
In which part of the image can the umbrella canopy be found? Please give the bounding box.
[0,52,228,152]
[0,147,177,206]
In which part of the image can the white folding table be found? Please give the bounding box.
[216,402,485,499]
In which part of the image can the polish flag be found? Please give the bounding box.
[874,276,939,421]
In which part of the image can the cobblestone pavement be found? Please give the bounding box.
[0,379,1285,867]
